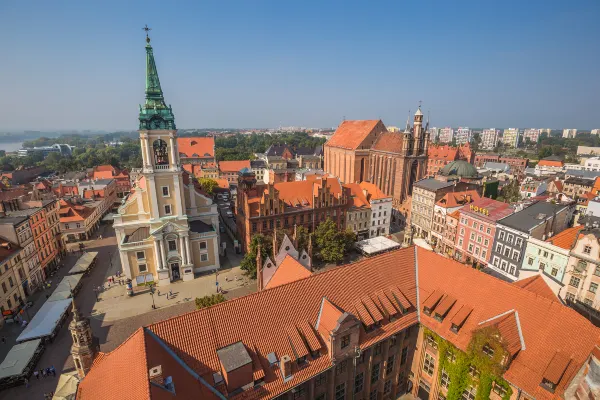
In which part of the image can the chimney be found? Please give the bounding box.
[149,365,164,386]
[280,355,292,380]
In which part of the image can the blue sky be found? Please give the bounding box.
[1,0,599,131]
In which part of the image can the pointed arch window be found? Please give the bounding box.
[153,139,169,165]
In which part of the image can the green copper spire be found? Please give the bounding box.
[139,26,176,130]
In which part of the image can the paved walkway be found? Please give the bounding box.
[0,224,252,400]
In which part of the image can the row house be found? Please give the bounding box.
[360,181,393,238]
[236,170,350,251]
[519,225,583,295]
[77,246,600,400]
[562,228,600,310]
[430,190,480,250]
[59,195,111,243]
[473,154,528,175]
[343,183,371,240]
[562,177,595,204]
[426,143,474,177]
[519,177,548,198]
[454,197,513,266]
[219,160,251,185]
[489,201,573,281]
[258,143,323,170]
[176,137,216,165]
[0,216,38,295]
[182,162,220,181]
[0,238,26,327]
[410,179,455,241]
[440,210,460,256]
[90,165,131,199]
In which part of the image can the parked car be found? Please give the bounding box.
[226,211,234,218]
[220,225,225,233]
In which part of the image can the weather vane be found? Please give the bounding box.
[419,100,422,109]
[143,24,152,43]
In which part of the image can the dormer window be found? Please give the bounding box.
[482,344,494,358]
[540,378,556,393]
[341,334,350,349]
[297,355,307,365]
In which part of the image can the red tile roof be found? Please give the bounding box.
[459,197,513,222]
[325,120,383,150]
[371,131,405,153]
[538,159,564,167]
[435,190,481,208]
[264,255,312,289]
[546,225,584,250]
[218,160,251,173]
[359,181,390,201]
[177,137,215,158]
[512,275,557,301]
[344,183,370,208]
[417,247,600,399]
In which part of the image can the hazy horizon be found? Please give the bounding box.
[2,1,600,131]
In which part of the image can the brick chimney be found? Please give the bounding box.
[280,355,292,380]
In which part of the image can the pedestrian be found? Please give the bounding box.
[51,365,56,377]
[46,367,51,377]
[169,289,173,299]
[24,377,29,388]
[39,368,44,377]
[1,336,5,344]
[42,368,47,378]
[34,370,39,379]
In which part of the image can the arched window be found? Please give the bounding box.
[153,139,169,165]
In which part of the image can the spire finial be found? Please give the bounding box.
[419,100,422,110]
[143,24,152,44]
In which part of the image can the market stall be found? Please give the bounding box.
[16,298,71,344]
[0,339,44,389]
[68,252,98,275]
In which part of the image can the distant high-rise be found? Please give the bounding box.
[429,127,440,142]
[480,128,499,150]
[501,128,521,148]
[591,129,600,135]
[522,128,540,144]
[437,127,454,143]
[563,128,577,138]
[454,127,472,145]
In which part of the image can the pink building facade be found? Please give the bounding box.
[454,198,513,266]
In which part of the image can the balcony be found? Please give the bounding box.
[154,164,171,171]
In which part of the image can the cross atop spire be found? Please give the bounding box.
[143,24,152,44]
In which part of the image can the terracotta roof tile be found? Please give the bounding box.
[436,190,481,208]
[513,275,558,301]
[359,181,390,200]
[477,310,523,357]
[543,351,572,385]
[343,183,370,208]
[264,255,312,290]
[371,131,405,153]
[298,321,321,353]
[218,160,251,173]
[417,247,600,399]
[538,159,564,167]
[353,299,375,326]
[361,296,384,322]
[545,225,584,250]
[177,137,215,158]
[326,120,383,150]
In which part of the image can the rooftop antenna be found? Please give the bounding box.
[143,24,152,43]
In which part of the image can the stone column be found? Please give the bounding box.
[179,236,187,265]
[162,239,169,265]
[154,239,163,270]
[146,176,160,219]
[185,235,192,265]
[169,134,177,169]
[146,137,153,168]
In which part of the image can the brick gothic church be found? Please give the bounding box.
[324,107,429,212]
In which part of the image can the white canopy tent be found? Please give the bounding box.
[68,252,98,275]
[16,299,71,343]
[355,236,401,256]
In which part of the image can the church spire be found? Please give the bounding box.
[139,25,176,130]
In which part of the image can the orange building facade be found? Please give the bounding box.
[426,143,475,177]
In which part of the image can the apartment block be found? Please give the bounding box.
[480,128,499,150]
[501,128,521,148]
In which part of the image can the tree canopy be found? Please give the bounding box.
[195,293,226,309]
[198,177,219,195]
[314,218,356,264]
[240,234,272,279]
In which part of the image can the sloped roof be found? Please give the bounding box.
[512,275,557,301]
[325,120,383,150]
[417,247,600,399]
[476,310,524,357]
[343,183,370,208]
[218,160,251,173]
[436,190,481,208]
[546,225,584,250]
[316,298,344,336]
[265,254,312,290]
[177,137,215,158]
[359,181,389,201]
[538,159,564,167]
[371,131,405,153]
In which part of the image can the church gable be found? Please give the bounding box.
[326,120,386,150]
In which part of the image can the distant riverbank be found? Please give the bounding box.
[0,141,24,153]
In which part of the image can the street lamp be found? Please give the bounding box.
[149,284,156,309]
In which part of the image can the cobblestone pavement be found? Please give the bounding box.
[0,225,253,400]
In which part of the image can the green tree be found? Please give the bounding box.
[314,218,356,263]
[240,234,272,278]
[195,293,226,309]
[198,177,219,195]
[538,146,553,159]
[295,225,310,252]
[497,179,521,204]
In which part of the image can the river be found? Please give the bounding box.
[0,141,24,153]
